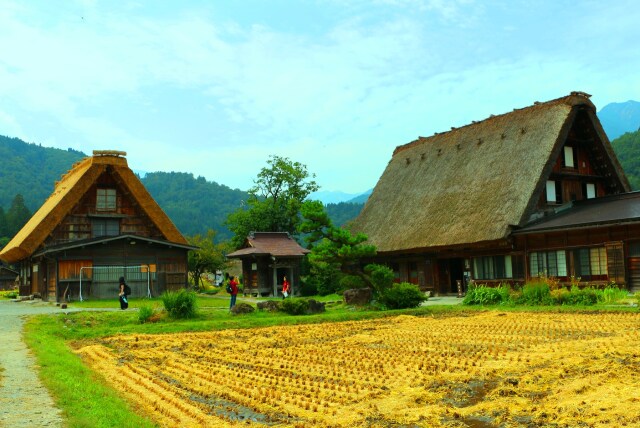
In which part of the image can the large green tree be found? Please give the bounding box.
[187,230,230,290]
[6,194,31,237]
[299,200,377,289]
[227,155,319,248]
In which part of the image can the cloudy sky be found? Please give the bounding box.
[1,0,639,195]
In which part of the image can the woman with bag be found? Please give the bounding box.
[118,276,129,310]
[282,276,290,299]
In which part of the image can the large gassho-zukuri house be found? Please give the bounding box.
[352,92,640,294]
[0,150,196,301]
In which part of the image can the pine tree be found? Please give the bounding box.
[0,207,8,238]
[7,194,31,237]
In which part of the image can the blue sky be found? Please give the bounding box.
[1,0,639,194]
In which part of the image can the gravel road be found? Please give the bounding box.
[0,299,81,427]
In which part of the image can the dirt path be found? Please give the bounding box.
[0,299,78,427]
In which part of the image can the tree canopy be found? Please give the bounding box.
[299,200,377,287]
[187,230,230,290]
[227,155,319,248]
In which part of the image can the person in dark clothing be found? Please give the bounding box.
[118,276,129,310]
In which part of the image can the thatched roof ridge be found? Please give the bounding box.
[0,152,188,264]
[351,92,624,254]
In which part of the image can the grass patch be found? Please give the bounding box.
[23,316,157,428]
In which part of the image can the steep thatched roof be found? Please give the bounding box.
[352,92,630,254]
[227,232,310,259]
[0,151,188,263]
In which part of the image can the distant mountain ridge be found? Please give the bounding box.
[311,189,372,204]
[599,100,640,140]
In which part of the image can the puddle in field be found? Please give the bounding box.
[189,393,300,425]
[443,380,496,408]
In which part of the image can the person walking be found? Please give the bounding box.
[229,275,239,310]
[282,276,290,299]
[118,276,130,310]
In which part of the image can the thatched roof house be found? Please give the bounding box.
[227,232,309,297]
[0,150,195,300]
[354,92,629,254]
[352,92,640,293]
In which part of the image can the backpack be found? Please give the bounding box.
[226,284,233,294]
[123,283,132,296]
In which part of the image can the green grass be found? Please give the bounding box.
[24,317,157,428]
[22,294,639,427]
[68,295,231,309]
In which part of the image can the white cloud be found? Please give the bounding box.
[0,0,639,194]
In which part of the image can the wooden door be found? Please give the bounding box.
[627,242,640,292]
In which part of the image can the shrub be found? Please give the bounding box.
[138,304,155,324]
[519,281,552,305]
[338,275,367,291]
[379,282,427,309]
[1,290,18,299]
[463,283,510,305]
[365,264,394,296]
[562,286,599,306]
[599,285,628,304]
[306,264,342,296]
[280,298,310,315]
[550,287,571,305]
[161,289,198,319]
[298,278,318,297]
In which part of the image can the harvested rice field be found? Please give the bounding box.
[76,311,640,427]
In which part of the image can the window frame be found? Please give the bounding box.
[529,250,567,278]
[96,188,117,212]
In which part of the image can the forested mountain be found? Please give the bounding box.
[611,129,640,190]
[324,202,364,227]
[140,172,249,240]
[0,136,363,243]
[0,135,85,211]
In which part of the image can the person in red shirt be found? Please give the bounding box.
[282,276,290,299]
[229,276,239,309]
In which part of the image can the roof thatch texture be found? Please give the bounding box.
[351,92,628,253]
[0,153,188,264]
[227,232,310,259]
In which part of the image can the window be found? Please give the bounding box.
[473,255,524,280]
[546,180,562,204]
[530,251,567,277]
[574,247,607,279]
[96,188,116,211]
[92,219,120,237]
[585,183,596,199]
[546,181,556,202]
[563,146,576,168]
